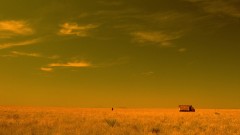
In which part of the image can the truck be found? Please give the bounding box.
[179,105,195,112]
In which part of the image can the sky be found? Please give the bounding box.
[0,0,240,108]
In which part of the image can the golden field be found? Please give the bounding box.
[0,106,239,135]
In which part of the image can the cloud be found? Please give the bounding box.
[40,57,129,72]
[49,61,91,67]
[0,39,40,50]
[185,0,240,18]
[0,20,39,51]
[48,55,60,59]
[41,61,92,72]
[0,20,33,38]
[178,48,187,52]
[40,67,53,72]
[132,31,181,46]
[8,51,59,59]
[1,51,60,60]
[134,11,187,24]
[142,71,154,76]
[11,51,41,57]
[58,22,98,37]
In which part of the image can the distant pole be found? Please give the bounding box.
[112,108,113,111]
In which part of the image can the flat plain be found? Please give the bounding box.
[0,106,239,135]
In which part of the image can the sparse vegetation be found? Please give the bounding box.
[151,127,160,134]
[0,106,239,135]
[105,118,118,127]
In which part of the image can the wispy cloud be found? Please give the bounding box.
[1,51,60,60]
[0,20,40,52]
[11,51,41,57]
[40,67,53,72]
[178,48,187,53]
[59,22,98,37]
[132,31,182,46]
[0,38,40,50]
[185,0,240,18]
[49,61,91,67]
[142,71,154,76]
[41,61,92,72]
[0,20,33,38]
[134,11,187,24]
[40,57,129,72]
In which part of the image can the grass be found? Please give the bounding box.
[0,106,239,135]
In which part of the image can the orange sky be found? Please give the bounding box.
[0,0,240,108]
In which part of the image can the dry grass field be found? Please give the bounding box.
[0,106,239,135]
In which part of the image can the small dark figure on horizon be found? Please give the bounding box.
[112,108,114,111]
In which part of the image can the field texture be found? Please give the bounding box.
[0,106,239,135]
